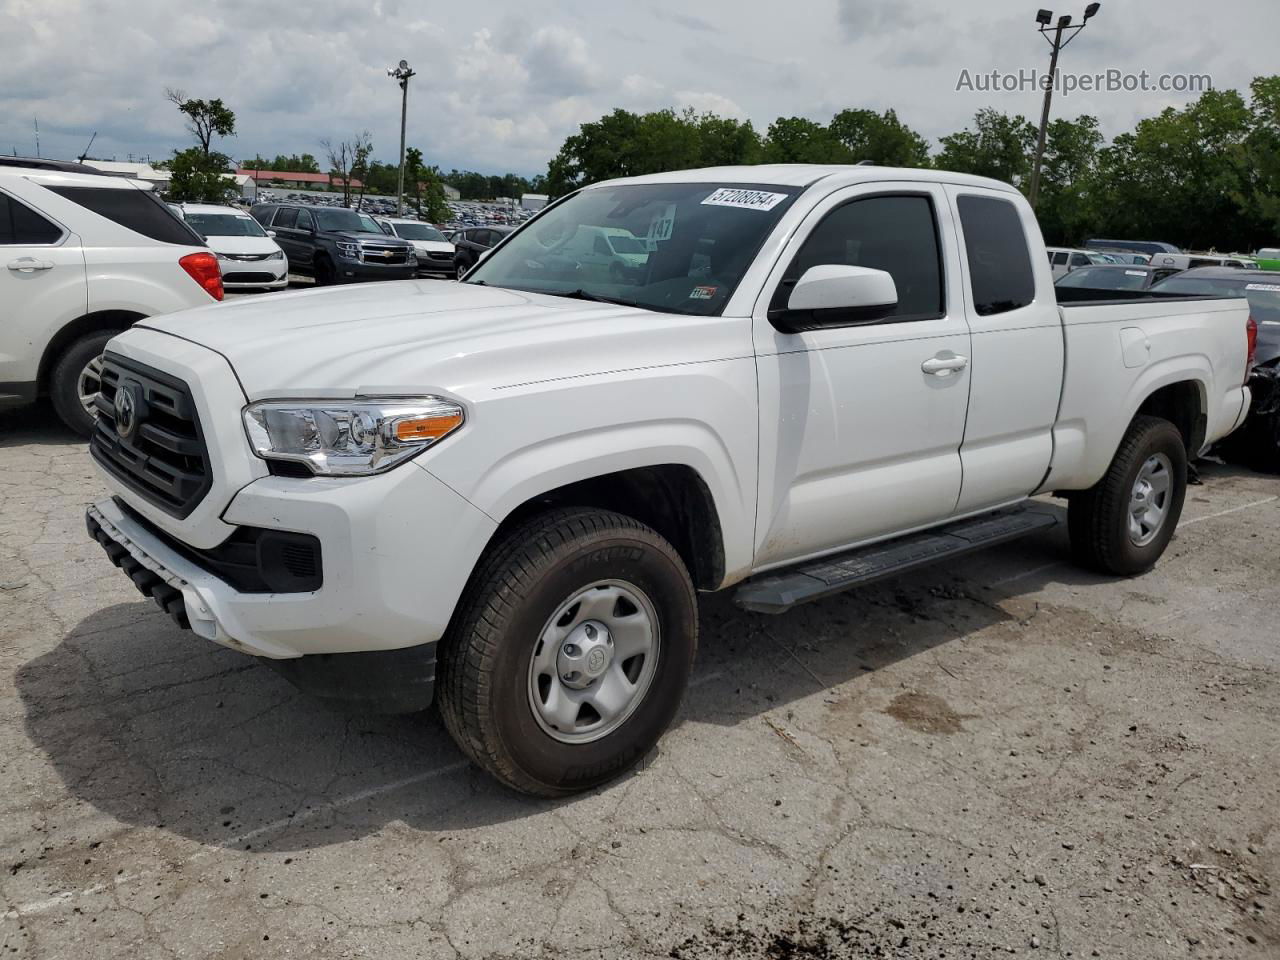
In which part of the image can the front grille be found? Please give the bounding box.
[90,355,212,519]
[222,271,279,283]
[223,253,271,262]
[359,245,410,265]
[426,251,453,262]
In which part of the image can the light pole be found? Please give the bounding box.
[387,59,416,217]
[1027,3,1100,209]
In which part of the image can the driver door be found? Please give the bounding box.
[752,183,973,570]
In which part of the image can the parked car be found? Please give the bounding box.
[0,157,221,435]
[1045,246,1110,280]
[1053,263,1182,294]
[1150,253,1260,271]
[1086,239,1180,258]
[1149,267,1280,469]
[177,203,288,291]
[86,164,1252,796]
[374,217,456,279]
[453,224,515,279]
[249,202,416,285]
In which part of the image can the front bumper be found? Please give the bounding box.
[336,258,418,282]
[86,462,497,664]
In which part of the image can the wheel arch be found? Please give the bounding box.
[485,464,728,592]
[38,310,146,394]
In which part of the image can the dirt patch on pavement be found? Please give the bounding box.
[883,691,969,735]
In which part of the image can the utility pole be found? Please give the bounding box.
[1028,3,1101,209]
[33,116,39,157]
[388,59,416,217]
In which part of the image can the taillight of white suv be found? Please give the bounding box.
[179,252,224,301]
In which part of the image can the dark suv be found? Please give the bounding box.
[453,225,516,279]
[249,203,416,284]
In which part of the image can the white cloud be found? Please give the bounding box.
[0,0,1275,176]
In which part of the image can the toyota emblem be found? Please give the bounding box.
[114,385,139,440]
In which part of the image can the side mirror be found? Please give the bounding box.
[266,230,276,238]
[771,265,898,333]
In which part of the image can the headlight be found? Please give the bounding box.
[407,251,418,265]
[266,250,285,261]
[242,397,464,476]
[215,252,229,261]
[336,241,360,260]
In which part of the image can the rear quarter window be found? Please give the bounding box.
[0,192,62,244]
[47,186,203,245]
[956,195,1036,316]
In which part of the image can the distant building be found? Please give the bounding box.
[83,160,255,200]
[441,183,461,201]
[521,193,550,212]
[236,168,362,191]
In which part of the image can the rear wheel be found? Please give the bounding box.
[455,259,468,280]
[438,508,697,796]
[1068,415,1188,575]
[50,330,119,437]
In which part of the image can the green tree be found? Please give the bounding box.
[829,108,929,166]
[165,88,235,160]
[935,109,1037,185]
[164,147,234,202]
[760,116,852,164]
[1033,115,1104,244]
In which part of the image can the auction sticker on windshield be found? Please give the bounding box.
[1247,283,1280,293]
[701,188,789,211]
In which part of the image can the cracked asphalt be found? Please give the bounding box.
[1,403,1278,959]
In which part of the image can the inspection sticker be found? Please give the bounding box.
[1125,270,1146,277]
[1246,283,1280,292]
[689,285,719,300]
[701,188,788,211]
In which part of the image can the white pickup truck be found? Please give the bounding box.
[85,165,1254,796]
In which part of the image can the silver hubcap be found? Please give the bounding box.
[1128,453,1173,547]
[78,355,105,419]
[528,580,659,744]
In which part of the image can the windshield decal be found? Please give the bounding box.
[1246,283,1280,292]
[689,285,718,300]
[700,188,789,211]
[1125,270,1146,277]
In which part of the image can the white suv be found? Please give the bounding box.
[0,158,222,435]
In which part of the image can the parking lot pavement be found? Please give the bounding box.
[1,405,1277,959]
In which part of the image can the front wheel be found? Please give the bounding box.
[1068,415,1188,575]
[314,255,336,286]
[438,508,697,796]
[50,330,120,437]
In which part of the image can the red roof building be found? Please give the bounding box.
[237,169,363,189]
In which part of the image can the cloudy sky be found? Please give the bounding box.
[1,0,1276,176]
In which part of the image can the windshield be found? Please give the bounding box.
[314,208,368,232]
[393,222,446,241]
[183,212,268,239]
[1057,267,1149,291]
[1151,276,1280,322]
[357,214,383,234]
[467,182,801,315]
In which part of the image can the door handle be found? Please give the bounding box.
[921,355,969,376]
[7,257,54,272]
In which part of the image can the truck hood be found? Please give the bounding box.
[136,280,744,400]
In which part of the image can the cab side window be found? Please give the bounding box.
[295,208,314,232]
[956,195,1035,316]
[273,207,299,229]
[0,192,62,245]
[771,194,945,322]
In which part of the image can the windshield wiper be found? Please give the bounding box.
[534,288,644,309]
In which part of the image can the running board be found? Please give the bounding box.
[734,506,1059,614]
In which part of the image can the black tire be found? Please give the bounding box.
[1068,415,1188,576]
[314,255,336,286]
[438,507,698,797]
[50,330,120,437]
[455,258,468,280]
